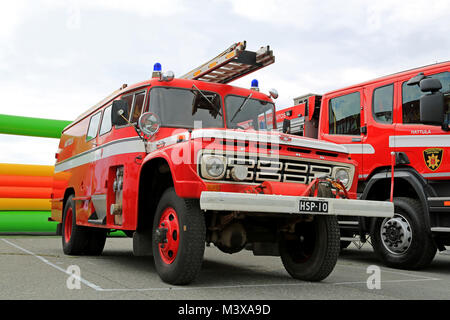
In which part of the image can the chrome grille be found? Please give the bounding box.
[224,155,333,184]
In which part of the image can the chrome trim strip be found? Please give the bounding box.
[342,144,375,154]
[55,137,145,173]
[422,172,450,178]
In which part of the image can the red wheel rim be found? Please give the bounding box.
[64,207,73,243]
[158,207,180,264]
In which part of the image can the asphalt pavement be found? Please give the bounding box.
[0,236,449,300]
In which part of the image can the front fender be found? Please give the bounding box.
[361,167,435,231]
[140,144,206,199]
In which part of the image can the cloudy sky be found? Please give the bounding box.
[0,0,449,165]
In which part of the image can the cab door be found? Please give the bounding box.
[361,81,396,179]
[80,111,102,224]
[319,88,365,178]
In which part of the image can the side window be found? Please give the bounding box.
[131,92,145,123]
[329,92,361,135]
[121,94,134,121]
[86,112,102,141]
[372,84,393,124]
[402,71,450,124]
[99,105,112,136]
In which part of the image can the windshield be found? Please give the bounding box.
[149,87,224,128]
[225,95,275,130]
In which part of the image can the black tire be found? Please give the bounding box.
[152,188,206,285]
[371,197,436,270]
[279,183,340,281]
[62,195,90,255]
[85,229,107,256]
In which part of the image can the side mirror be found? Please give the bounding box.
[282,118,291,133]
[419,78,444,126]
[420,78,442,92]
[111,100,129,126]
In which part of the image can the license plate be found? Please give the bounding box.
[299,200,329,213]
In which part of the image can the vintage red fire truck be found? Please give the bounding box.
[50,42,393,285]
[277,61,450,270]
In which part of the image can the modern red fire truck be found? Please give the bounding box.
[50,41,393,285]
[277,61,450,270]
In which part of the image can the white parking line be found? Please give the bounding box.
[337,263,440,281]
[1,238,440,293]
[1,238,103,291]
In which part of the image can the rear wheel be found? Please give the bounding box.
[62,195,89,255]
[371,197,436,269]
[62,195,107,256]
[279,183,340,281]
[152,188,206,285]
[85,229,107,256]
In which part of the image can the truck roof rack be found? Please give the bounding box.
[181,41,275,84]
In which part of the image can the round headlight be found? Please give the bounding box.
[203,155,226,179]
[335,168,350,186]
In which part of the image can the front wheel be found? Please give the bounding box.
[371,197,436,269]
[279,215,340,281]
[152,188,206,285]
[278,183,340,281]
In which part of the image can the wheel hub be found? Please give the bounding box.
[381,214,412,255]
[64,207,73,243]
[157,207,179,264]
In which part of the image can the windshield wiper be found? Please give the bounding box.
[191,84,222,117]
[230,93,252,123]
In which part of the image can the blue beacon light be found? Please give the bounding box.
[152,62,162,78]
[251,79,259,91]
[153,62,162,72]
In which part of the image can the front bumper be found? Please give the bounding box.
[200,192,394,218]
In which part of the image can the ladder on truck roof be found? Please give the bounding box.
[180,41,275,84]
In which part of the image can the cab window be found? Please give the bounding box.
[225,95,275,130]
[86,111,101,141]
[329,92,361,135]
[131,92,145,123]
[402,71,450,124]
[372,84,393,124]
[121,94,134,121]
[99,105,112,136]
